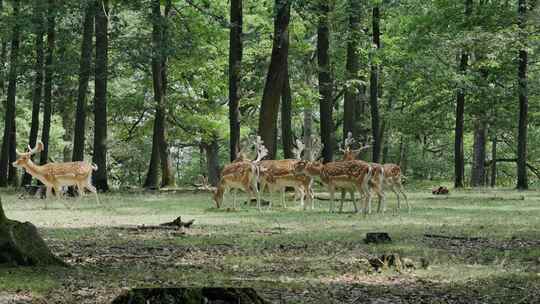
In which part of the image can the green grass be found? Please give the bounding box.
[1,188,539,303]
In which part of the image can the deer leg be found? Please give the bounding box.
[351,190,358,213]
[375,184,386,214]
[281,188,287,208]
[329,186,336,213]
[85,183,100,205]
[233,189,238,210]
[398,182,410,213]
[339,189,346,213]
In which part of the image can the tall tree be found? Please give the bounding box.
[204,133,220,187]
[258,0,291,159]
[228,0,243,162]
[318,1,334,163]
[22,0,46,186]
[516,0,529,190]
[158,0,175,187]
[369,5,382,163]
[454,0,473,188]
[343,0,362,143]
[0,0,6,97]
[0,0,20,187]
[40,0,56,166]
[93,0,109,191]
[72,0,95,162]
[471,119,486,187]
[281,62,294,159]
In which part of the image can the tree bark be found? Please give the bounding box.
[40,0,56,166]
[471,119,486,187]
[0,0,20,187]
[7,116,17,186]
[93,0,109,191]
[205,135,220,187]
[490,136,497,187]
[516,0,528,190]
[72,1,95,162]
[0,0,6,97]
[144,0,165,189]
[303,107,313,160]
[454,0,472,188]
[344,0,362,144]
[370,6,381,163]
[22,2,46,186]
[281,64,294,159]
[229,0,243,162]
[258,0,291,159]
[318,1,334,163]
[158,0,175,188]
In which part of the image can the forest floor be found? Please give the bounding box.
[0,187,539,303]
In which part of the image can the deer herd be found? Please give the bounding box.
[214,133,410,215]
[12,133,409,215]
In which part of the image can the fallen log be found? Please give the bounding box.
[424,234,480,241]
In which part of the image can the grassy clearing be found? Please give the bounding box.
[0,188,539,303]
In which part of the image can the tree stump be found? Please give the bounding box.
[111,288,269,304]
[364,232,392,244]
[0,198,65,267]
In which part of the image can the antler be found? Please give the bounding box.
[18,141,44,156]
[253,135,268,162]
[293,139,305,159]
[344,132,356,151]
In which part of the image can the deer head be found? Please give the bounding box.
[12,141,44,168]
[340,132,370,161]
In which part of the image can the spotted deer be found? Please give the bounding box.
[257,138,317,210]
[213,136,268,210]
[12,141,99,207]
[294,140,373,214]
[340,132,408,213]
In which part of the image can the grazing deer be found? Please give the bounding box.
[213,136,268,210]
[382,163,409,212]
[12,141,100,207]
[294,159,373,214]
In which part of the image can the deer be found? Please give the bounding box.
[213,136,268,211]
[12,141,100,207]
[257,139,314,210]
[340,132,408,213]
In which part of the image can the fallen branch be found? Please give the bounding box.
[424,234,480,241]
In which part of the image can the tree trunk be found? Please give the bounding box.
[318,1,334,163]
[369,6,381,163]
[258,0,291,159]
[229,0,243,162]
[0,0,6,97]
[281,64,294,159]
[454,0,472,188]
[0,0,20,187]
[491,136,497,187]
[7,116,17,186]
[40,0,56,166]
[303,107,313,160]
[344,0,362,144]
[22,2,45,186]
[93,0,109,191]
[205,135,220,187]
[471,119,486,187]
[516,0,528,190]
[159,0,175,188]
[72,1,95,162]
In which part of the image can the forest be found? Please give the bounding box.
[0,0,539,303]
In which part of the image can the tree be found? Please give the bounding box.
[93,0,109,191]
[22,0,46,186]
[370,5,382,163]
[318,1,334,163]
[343,0,362,144]
[471,119,486,187]
[72,0,95,162]
[0,0,6,96]
[281,65,294,159]
[454,0,473,188]
[0,0,20,187]
[258,0,291,159]
[516,0,529,190]
[228,0,242,162]
[40,0,56,166]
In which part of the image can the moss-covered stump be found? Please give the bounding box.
[0,198,65,267]
[111,288,269,304]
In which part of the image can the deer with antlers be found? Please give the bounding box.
[257,138,315,210]
[12,141,100,206]
[213,136,268,210]
[340,132,409,213]
[293,138,374,214]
